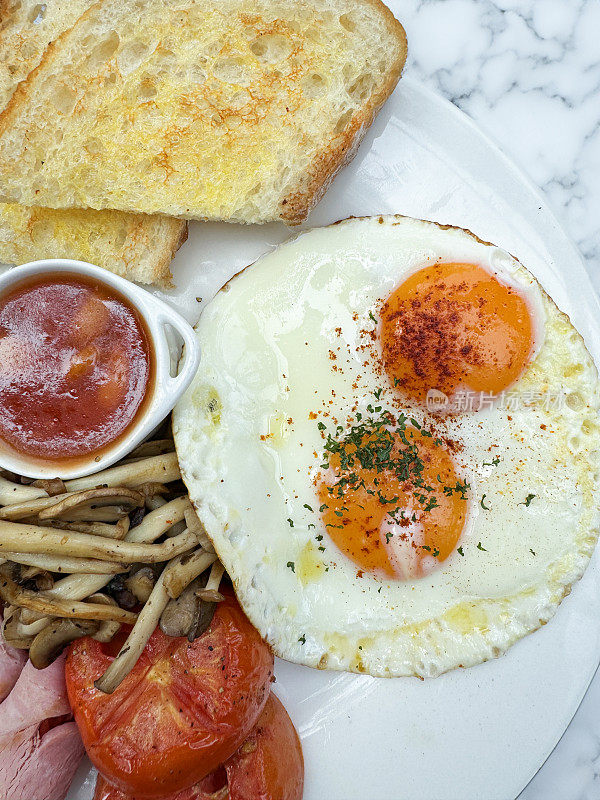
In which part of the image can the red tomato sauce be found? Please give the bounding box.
[0,272,154,463]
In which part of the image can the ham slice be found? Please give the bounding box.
[0,652,85,800]
[0,612,27,702]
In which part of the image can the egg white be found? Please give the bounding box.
[173,216,600,678]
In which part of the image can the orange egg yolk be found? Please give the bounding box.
[317,424,467,580]
[380,262,534,403]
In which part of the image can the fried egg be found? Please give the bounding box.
[173,216,600,678]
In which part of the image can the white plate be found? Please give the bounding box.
[67,75,600,800]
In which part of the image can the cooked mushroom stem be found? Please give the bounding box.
[2,494,197,639]
[0,522,198,563]
[13,509,190,627]
[163,551,218,599]
[165,520,187,538]
[0,478,47,506]
[196,562,225,602]
[31,478,66,497]
[95,567,170,694]
[184,508,215,553]
[42,519,128,539]
[125,567,156,604]
[126,439,175,461]
[49,505,130,522]
[2,608,35,649]
[65,453,181,492]
[88,594,122,644]
[29,619,99,670]
[137,482,169,500]
[40,573,116,601]
[14,616,50,638]
[1,552,127,574]
[126,496,191,543]
[0,573,138,623]
[39,487,144,522]
[93,619,121,644]
[0,492,81,521]
[145,495,167,511]
[17,572,116,628]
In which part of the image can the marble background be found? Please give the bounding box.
[399,1,600,797]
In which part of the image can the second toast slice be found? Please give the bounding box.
[0,0,407,224]
[0,0,187,286]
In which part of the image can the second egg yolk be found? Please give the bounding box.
[317,423,467,580]
[380,262,534,404]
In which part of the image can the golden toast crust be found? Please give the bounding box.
[0,0,408,225]
[280,0,407,223]
[0,0,187,286]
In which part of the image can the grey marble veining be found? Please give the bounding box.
[397,1,600,798]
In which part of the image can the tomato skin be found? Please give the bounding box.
[225,694,304,800]
[93,768,227,800]
[67,588,273,798]
[92,693,304,800]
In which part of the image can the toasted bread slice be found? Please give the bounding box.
[0,0,95,111]
[0,0,407,224]
[0,203,186,287]
[0,0,187,286]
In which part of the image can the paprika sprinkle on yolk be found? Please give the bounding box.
[316,414,468,580]
[380,262,535,403]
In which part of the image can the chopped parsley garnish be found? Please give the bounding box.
[303,503,313,512]
[374,387,383,400]
[520,494,536,507]
[369,311,378,323]
[287,561,295,572]
[443,480,470,500]
[457,546,464,556]
[476,542,487,551]
[480,494,490,510]
[298,634,306,645]
[482,455,501,467]
[317,408,455,512]
[424,496,439,512]
[287,518,294,527]
[529,548,536,556]
[310,407,469,548]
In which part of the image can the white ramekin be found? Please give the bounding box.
[0,259,200,480]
